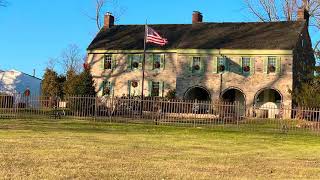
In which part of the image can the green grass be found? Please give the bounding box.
[0,119,320,179]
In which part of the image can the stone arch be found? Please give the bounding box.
[254,87,283,118]
[221,87,246,116]
[184,86,211,101]
[254,87,283,105]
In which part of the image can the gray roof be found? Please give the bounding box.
[88,21,306,51]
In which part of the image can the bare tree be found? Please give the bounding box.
[60,44,83,74]
[85,0,125,30]
[46,58,58,70]
[244,0,320,60]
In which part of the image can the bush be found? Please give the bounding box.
[165,89,176,100]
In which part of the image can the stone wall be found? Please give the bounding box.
[87,51,294,108]
[87,53,177,97]
[175,54,293,107]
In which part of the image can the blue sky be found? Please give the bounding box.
[0,0,316,78]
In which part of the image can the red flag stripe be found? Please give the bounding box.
[147,37,168,43]
[147,36,168,43]
[146,26,168,46]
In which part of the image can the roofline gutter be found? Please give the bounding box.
[87,49,293,55]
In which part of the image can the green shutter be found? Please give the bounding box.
[127,54,133,70]
[148,81,152,96]
[224,58,229,72]
[100,81,105,96]
[159,82,164,97]
[101,55,105,70]
[147,54,153,70]
[239,57,243,74]
[276,57,281,74]
[112,54,116,69]
[189,56,194,73]
[136,81,142,97]
[139,54,143,70]
[111,82,115,97]
[250,58,255,75]
[263,58,268,74]
[213,57,218,73]
[160,54,165,70]
[128,80,131,96]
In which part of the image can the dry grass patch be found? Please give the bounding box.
[0,119,319,179]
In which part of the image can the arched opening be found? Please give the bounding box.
[254,88,283,118]
[184,86,211,101]
[221,88,246,116]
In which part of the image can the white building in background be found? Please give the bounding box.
[0,69,42,96]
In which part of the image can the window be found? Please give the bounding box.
[151,82,160,97]
[102,81,113,96]
[218,57,226,73]
[131,55,141,70]
[192,57,201,72]
[242,57,251,74]
[153,54,161,70]
[104,55,112,70]
[268,57,277,73]
[128,80,140,97]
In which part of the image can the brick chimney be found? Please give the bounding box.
[104,12,114,29]
[192,11,203,24]
[297,0,310,25]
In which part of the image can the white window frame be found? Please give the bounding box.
[104,55,113,70]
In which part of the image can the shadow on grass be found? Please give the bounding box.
[0,118,320,143]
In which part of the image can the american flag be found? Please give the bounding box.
[146,26,168,46]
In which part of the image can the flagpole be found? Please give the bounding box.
[141,20,147,101]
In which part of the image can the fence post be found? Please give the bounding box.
[194,99,197,128]
[237,101,240,129]
[94,96,98,121]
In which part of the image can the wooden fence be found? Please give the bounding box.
[0,94,320,134]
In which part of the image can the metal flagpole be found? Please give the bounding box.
[141,20,147,98]
[141,20,147,114]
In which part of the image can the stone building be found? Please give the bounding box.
[86,6,315,114]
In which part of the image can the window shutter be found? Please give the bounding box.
[160,54,165,70]
[148,81,152,96]
[250,58,255,75]
[139,54,143,70]
[127,55,132,70]
[100,81,105,96]
[263,58,268,74]
[111,82,115,97]
[276,57,281,74]
[189,56,194,73]
[101,56,105,70]
[200,57,206,74]
[136,81,142,97]
[127,80,131,96]
[112,54,116,70]
[159,82,164,97]
[224,58,229,71]
[212,57,218,73]
[147,54,153,70]
[239,58,243,74]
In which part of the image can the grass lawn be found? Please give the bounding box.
[0,119,320,179]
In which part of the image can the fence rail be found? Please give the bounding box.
[0,94,320,135]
